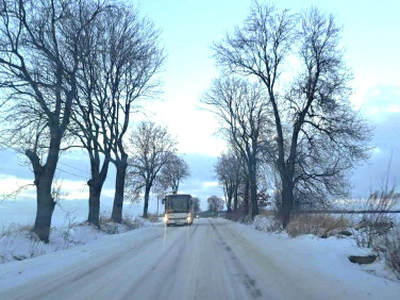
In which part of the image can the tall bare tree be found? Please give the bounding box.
[126,121,177,218]
[202,76,272,217]
[213,2,371,227]
[104,7,165,223]
[158,154,190,194]
[214,151,243,212]
[71,4,163,226]
[70,5,120,227]
[0,0,103,242]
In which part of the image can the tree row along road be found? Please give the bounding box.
[0,219,390,300]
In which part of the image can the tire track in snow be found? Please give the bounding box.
[121,223,200,299]
[208,219,263,299]
[2,229,165,300]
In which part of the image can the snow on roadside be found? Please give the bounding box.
[0,226,162,292]
[0,198,158,264]
[0,218,155,264]
[251,215,400,283]
[225,217,400,299]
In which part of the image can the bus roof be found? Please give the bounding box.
[165,194,192,198]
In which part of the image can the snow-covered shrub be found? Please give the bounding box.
[243,215,254,224]
[60,213,78,249]
[97,214,118,234]
[0,224,46,263]
[100,223,119,234]
[0,223,31,237]
[286,214,350,238]
[353,216,394,248]
[382,225,400,279]
[88,214,148,234]
[122,215,147,230]
[253,215,282,233]
[226,206,248,222]
[353,189,398,248]
[147,213,160,223]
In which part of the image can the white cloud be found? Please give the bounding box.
[360,85,400,119]
[0,174,35,197]
[203,181,219,187]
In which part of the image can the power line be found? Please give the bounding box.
[56,167,88,180]
[58,161,90,175]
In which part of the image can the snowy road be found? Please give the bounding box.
[1,218,400,299]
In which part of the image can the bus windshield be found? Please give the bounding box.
[166,195,191,213]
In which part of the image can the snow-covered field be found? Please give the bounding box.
[0,197,153,228]
[331,197,400,212]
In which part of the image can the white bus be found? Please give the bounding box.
[162,194,193,226]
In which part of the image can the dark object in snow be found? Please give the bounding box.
[339,230,352,236]
[348,255,377,265]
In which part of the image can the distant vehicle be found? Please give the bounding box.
[162,194,194,226]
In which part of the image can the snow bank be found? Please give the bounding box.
[250,215,400,283]
[0,198,158,264]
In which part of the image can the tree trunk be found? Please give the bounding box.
[111,156,128,223]
[143,184,151,218]
[25,146,60,243]
[227,196,232,212]
[88,180,101,227]
[249,161,259,218]
[225,181,233,212]
[280,169,294,228]
[233,186,238,211]
[243,180,250,216]
[26,137,60,243]
[33,178,56,243]
[87,157,110,227]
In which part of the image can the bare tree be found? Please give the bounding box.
[214,151,243,212]
[126,121,177,218]
[104,7,165,223]
[0,0,103,242]
[202,76,272,218]
[70,4,163,226]
[213,3,371,227]
[71,5,117,227]
[192,196,201,214]
[158,154,190,194]
[207,195,224,213]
